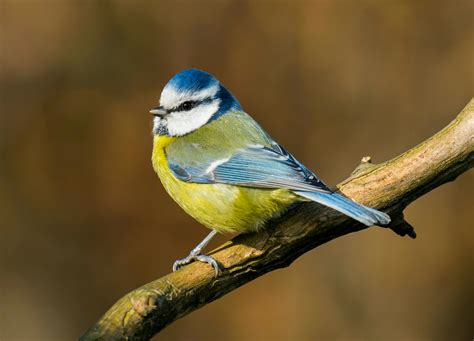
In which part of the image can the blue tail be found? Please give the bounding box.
[294,191,391,226]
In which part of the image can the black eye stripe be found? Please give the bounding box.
[168,101,195,113]
[168,98,213,113]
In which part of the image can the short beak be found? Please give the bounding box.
[149,106,168,118]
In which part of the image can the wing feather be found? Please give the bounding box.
[169,143,331,193]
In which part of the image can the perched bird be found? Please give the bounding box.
[151,69,390,274]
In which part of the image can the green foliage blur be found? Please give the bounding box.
[0,1,472,340]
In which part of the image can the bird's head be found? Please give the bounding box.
[150,69,241,136]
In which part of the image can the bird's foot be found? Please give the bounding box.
[172,253,220,276]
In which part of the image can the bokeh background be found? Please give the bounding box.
[1,1,473,340]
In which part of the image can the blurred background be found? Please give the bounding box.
[1,1,473,340]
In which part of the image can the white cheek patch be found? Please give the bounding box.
[166,100,220,136]
[160,85,219,109]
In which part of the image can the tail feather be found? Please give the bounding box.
[295,191,391,226]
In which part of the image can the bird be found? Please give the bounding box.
[150,69,390,275]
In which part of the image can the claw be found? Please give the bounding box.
[173,230,220,275]
[196,254,220,276]
[172,256,192,272]
[172,253,220,276]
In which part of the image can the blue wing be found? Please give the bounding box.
[169,142,332,193]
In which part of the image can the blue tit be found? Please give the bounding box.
[150,69,390,274]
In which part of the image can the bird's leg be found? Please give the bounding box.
[173,230,219,275]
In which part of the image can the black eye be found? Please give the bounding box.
[181,101,193,111]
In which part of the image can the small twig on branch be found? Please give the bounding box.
[81,99,474,341]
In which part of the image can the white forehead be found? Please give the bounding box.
[160,84,220,109]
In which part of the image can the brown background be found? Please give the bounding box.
[0,1,473,340]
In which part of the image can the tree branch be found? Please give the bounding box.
[82,99,474,341]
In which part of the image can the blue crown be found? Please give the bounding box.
[166,69,242,117]
[167,69,218,93]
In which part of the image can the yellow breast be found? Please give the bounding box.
[151,135,297,234]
